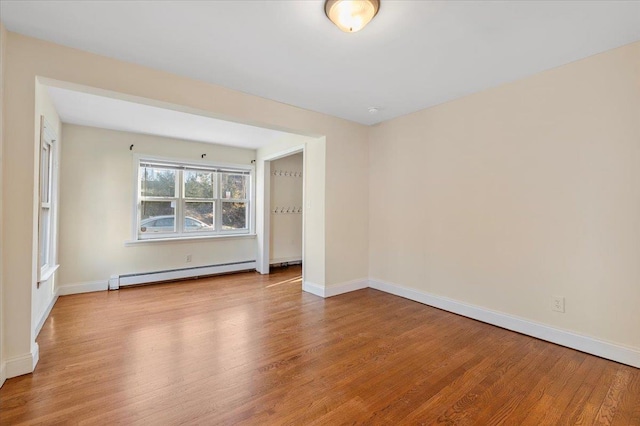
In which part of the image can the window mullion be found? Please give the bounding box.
[177,169,184,235]
[215,172,222,232]
[185,198,215,203]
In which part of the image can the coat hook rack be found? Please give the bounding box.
[272,206,303,214]
[272,169,303,177]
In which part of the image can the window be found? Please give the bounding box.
[38,116,58,281]
[136,158,252,240]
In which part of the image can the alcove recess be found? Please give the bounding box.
[270,153,303,266]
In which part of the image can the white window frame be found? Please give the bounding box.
[133,155,254,241]
[38,116,59,282]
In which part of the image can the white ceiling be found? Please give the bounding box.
[3,1,640,125]
[47,87,291,150]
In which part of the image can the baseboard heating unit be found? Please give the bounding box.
[270,259,302,267]
[108,260,256,290]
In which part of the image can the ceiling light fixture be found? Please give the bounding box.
[325,0,380,33]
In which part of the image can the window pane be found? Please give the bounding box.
[222,202,247,230]
[40,208,50,267]
[155,217,174,227]
[184,202,215,231]
[184,170,214,199]
[140,201,175,233]
[221,173,247,199]
[140,167,176,197]
[41,145,50,203]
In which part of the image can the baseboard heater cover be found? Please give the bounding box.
[270,259,302,267]
[109,260,256,290]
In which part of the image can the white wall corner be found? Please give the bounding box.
[35,289,59,337]
[5,344,39,379]
[369,278,640,369]
[325,278,369,298]
[58,280,109,296]
[0,362,6,388]
[302,281,326,297]
[303,278,369,298]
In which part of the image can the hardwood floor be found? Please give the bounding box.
[1,266,639,425]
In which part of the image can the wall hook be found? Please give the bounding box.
[129,144,134,151]
[201,154,206,159]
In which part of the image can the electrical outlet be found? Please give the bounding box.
[186,254,192,263]
[552,296,565,313]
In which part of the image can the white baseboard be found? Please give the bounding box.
[302,281,325,297]
[59,263,257,295]
[21,271,640,375]
[325,278,369,297]
[0,361,6,388]
[33,343,39,371]
[369,278,640,369]
[5,344,39,379]
[303,278,369,298]
[35,290,59,337]
[58,280,108,296]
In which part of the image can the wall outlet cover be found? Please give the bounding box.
[552,295,565,313]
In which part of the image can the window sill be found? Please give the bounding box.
[125,233,256,246]
[38,264,60,283]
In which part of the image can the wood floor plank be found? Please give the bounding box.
[0,266,638,425]
[511,350,587,425]
[595,368,634,425]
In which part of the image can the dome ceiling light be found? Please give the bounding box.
[324,0,380,33]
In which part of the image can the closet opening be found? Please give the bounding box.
[268,152,303,274]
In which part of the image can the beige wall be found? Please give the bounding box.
[369,42,640,351]
[325,124,369,284]
[59,124,257,286]
[3,31,36,369]
[270,153,303,263]
[1,31,369,371]
[32,81,61,334]
[0,22,7,383]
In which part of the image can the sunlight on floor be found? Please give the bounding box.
[265,276,302,288]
